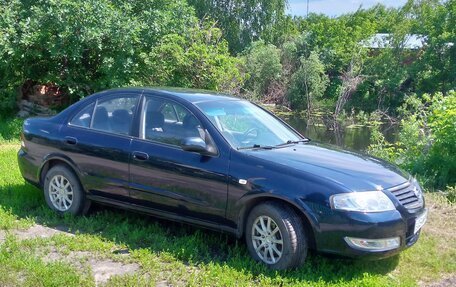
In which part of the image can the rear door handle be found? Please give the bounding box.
[64,136,78,145]
[132,151,149,161]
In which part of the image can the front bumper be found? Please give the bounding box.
[304,201,427,259]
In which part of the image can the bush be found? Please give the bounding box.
[368,91,456,189]
[0,0,242,111]
[426,92,456,187]
[141,26,243,91]
[0,89,17,113]
[243,41,283,97]
[287,51,329,111]
[0,116,23,143]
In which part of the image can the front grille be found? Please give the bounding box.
[386,181,423,210]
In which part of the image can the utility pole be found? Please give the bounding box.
[307,0,309,17]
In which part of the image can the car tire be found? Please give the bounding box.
[245,202,307,270]
[43,165,89,215]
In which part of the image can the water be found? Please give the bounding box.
[286,115,399,153]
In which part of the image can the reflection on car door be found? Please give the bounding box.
[62,93,139,201]
[129,96,229,224]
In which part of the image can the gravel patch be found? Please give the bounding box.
[422,275,456,287]
[89,258,140,285]
[3,224,141,285]
[42,248,140,285]
[156,280,170,287]
[13,224,74,240]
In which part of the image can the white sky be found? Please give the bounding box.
[287,0,408,17]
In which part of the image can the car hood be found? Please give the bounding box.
[243,143,409,191]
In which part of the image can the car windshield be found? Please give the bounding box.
[196,100,303,149]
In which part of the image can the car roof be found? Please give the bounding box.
[102,87,241,104]
[52,87,243,124]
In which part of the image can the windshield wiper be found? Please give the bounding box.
[289,138,310,144]
[238,139,310,150]
[237,144,275,150]
[275,138,310,147]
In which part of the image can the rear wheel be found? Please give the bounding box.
[245,202,307,270]
[44,165,89,215]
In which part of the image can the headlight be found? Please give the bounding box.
[412,178,424,199]
[330,191,396,212]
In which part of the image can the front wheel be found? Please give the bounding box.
[43,165,89,215]
[245,202,307,270]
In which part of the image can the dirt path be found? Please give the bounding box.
[0,224,141,286]
[422,275,456,287]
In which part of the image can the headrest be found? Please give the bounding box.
[183,114,200,128]
[94,106,108,120]
[147,111,164,128]
[112,109,130,123]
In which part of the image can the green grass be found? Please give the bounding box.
[0,115,23,143]
[1,122,455,286]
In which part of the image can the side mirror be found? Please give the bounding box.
[181,137,210,154]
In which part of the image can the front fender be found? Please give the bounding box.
[234,191,321,239]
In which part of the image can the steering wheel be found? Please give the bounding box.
[242,127,259,142]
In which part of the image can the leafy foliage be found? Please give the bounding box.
[0,0,241,111]
[188,0,287,53]
[287,51,329,111]
[243,41,282,97]
[1,0,455,115]
[232,0,455,114]
[426,92,456,187]
[369,91,456,189]
[140,26,243,91]
[0,116,23,144]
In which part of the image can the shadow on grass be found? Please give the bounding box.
[0,182,400,284]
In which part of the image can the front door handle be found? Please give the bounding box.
[132,151,149,161]
[64,136,78,145]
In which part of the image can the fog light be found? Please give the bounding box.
[344,237,400,251]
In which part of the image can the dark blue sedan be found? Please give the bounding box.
[18,87,427,269]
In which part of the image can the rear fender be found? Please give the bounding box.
[39,153,84,189]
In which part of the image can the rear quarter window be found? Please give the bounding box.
[69,103,95,128]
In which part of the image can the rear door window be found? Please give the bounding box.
[91,95,139,135]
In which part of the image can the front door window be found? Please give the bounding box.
[142,97,205,146]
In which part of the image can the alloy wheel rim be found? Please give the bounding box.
[251,215,283,264]
[49,175,73,211]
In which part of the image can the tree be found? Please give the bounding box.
[187,0,287,53]
[369,91,456,188]
[407,0,456,95]
[287,51,329,112]
[334,50,365,118]
[0,0,243,112]
[140,24,243,92]
[243,41,282,97]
